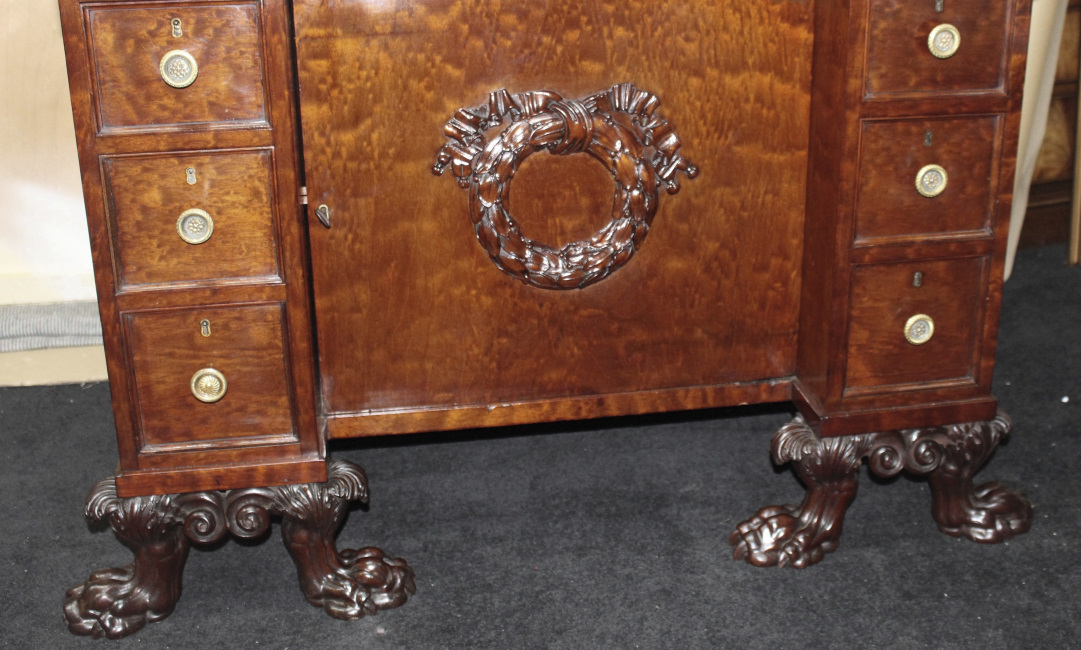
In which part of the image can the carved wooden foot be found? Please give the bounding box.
[65,460,413,639]
[920,411,1033,542]
[731,410,1032,569]
[63,480,195,639]
[258,462,417,619]
[730,419,875,568]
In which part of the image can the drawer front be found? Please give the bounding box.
[864,0,1010,98]
[125,303,294,450]
[844,258,985,394]
[86,2,267,131]
[104,149,281,290]
[855,116,999,242]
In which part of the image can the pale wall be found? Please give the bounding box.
[0,0,95,306]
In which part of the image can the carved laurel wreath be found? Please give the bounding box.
[433,83,698,290]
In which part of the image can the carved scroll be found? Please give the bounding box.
[731,411,1032,569]
[65,460,414,639]
[434,83,698,290]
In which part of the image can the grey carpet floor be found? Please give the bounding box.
[2,244,1078,648]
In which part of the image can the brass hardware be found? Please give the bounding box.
[159,50,198,88]
[176,208,214,245]
[190,368,227,403]
[200,319,211,337]
[171,18,183,38]
[928,24,961,59]
[915,164,948,198]
[315,204,331,229]
[299,186,308,205]
[185,167,197,185]
[913,271,924,288]
[934,0,944,12]
[904,314,935,345]
[924,131,933,147]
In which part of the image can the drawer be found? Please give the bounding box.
[844,257,985,395]
[86,2,267,131]
[103,149,281,290]
[864,0,1010,98]
[124,303,295,450]
[854,116,1000,243]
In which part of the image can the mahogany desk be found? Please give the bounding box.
[58,0,1034,638]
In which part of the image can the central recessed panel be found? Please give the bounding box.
[294,1,813,428]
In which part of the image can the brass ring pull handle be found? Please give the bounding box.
[928,24,961,59]
[176,208,214,245]
[159,49,198,88]
[433,83,698,290]
[190,368,227,403]
[915,164,948,198]
[904,314,935,345]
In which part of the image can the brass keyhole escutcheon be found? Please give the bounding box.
[171,18,183,38]
[200,319,211,337]
[190,368,227,403]
[186,167,197,185]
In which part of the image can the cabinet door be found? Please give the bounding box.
[293,1,813,429]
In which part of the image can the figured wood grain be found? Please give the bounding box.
[864,0,1010,99]
[844,257,985,392]
[796,0,1030,435]
[294,0,813,423]
[62,0,326,495]
[124,303,294,448]
[854,116,1000,242]
[103,149,281,289]
[87,2,267,130]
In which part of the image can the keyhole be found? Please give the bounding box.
[924,131,933,147]
[934,0,944,12]
[913,271,924,288]
[186,167,197,185]
[200,319,211,337]
[172,18,183,37]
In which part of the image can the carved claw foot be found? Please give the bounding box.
[63,480,192,639]
[732,410,1032,569]
[274,461,416,620]
[923,412,1033,542]
[66,460,412,639]
[730,419,872,568]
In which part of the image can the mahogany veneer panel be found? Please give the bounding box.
[844,257,985,393]
[124,303,295,450]
[294,0,814,426]
[86,2,268,131]
[103,149,281,289]
[864,0,1011,98]
[855,116,1000,242]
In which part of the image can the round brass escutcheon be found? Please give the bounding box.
[176,208,214,245]
[190,368,227,403]
[928,24,961,59]
[159,49,198,88]
[904,314,935,346]
[915,164,948,198]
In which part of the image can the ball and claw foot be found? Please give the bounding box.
[731,411,1032,568]
[64,460,413,639]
